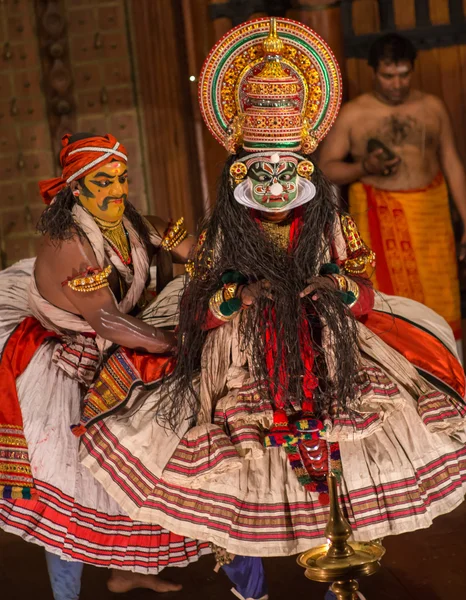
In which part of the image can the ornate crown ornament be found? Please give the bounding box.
[198,17,342,155]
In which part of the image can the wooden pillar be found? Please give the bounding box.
[128,0,204,230]
[182,0,223,212]
[287,0,347,88]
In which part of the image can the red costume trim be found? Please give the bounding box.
[0,318,56,499]
[72,348,175,436]
[203,311,227,330]
[364,183,394,295]
[362,310,465,399]
[350,277,375,317]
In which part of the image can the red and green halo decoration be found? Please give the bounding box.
[198,17,342,152]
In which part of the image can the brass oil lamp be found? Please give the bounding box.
[297,474,385,600]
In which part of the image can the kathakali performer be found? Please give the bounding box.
[0,132,211,598]
[78,18,466,600]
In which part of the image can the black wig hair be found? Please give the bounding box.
[156,155,362,429]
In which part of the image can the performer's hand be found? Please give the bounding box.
[459,231,466,261]
[153,328,177,353]
[300,276,337,301]
[363,149,401,177]
[240,280,272,306]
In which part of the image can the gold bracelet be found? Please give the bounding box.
[67,265,112,293]
[344,254,376,275]
[185,260,195,279]
[331,274,348,293]
[330,273,360,307]
[209,289,227,321]
[223,282,238,302]
[161,217,188,251]
[209,288,238,322]
[345,276,360,307]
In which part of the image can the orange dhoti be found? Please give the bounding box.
[349,174,461,339]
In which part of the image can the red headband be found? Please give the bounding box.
[39,133,128,204]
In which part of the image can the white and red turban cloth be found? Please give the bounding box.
[39,133,128,205]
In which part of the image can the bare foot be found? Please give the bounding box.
[107,570,182,593]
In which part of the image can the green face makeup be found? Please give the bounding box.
[248,159,298,210]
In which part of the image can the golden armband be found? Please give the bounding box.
[344,275,360,307]
[161,217,188,251]
[64,265,112,293]
[208,286,241,322]
[329,272,360,308]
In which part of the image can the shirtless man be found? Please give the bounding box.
[320,33,466,340]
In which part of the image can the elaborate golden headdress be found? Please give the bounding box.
[199,17,342,155]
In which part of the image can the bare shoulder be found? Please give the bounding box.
[36,232,98,282]
[353,92,378,106]
[335,94,378,124]
[337,96,366,118]
[38,231,94,261]
[348,93,379,111]
[417,91,447,113]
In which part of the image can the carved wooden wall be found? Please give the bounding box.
[0,0,148,267]
[35,0,75,160]
[65,0,147,210]
[0,0,55,267]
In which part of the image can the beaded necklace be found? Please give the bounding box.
[94,215,132,266]
[260,218,292,251]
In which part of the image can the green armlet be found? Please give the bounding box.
[319,262,340,275]
[338,291,357,305]
[221,270,248,285]
[219,297,242,316]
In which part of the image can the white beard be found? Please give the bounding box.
[233,177,316,213]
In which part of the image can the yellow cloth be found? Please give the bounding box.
[349,174,461,338]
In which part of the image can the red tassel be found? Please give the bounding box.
[318,492,330,506]
[302,400,314,413]
[70,424,87,438]
[273,410,289,426]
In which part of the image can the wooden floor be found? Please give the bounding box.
[1,499,465,599]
